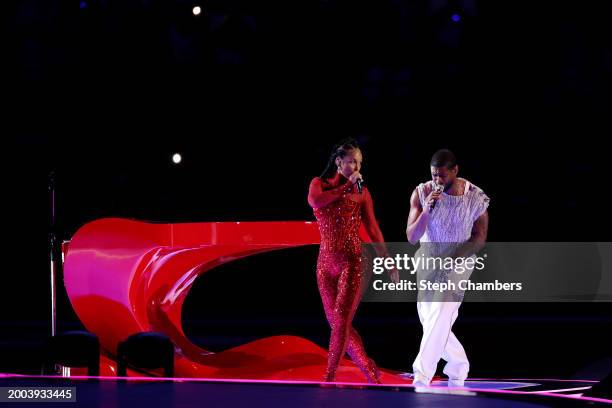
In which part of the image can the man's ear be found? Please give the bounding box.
[335,157,341,167]
[453,165,459,175]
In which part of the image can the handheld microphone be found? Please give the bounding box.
[356,179,363,194]
[430,183,444,211]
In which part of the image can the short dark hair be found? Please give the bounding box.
[430,149,457,169]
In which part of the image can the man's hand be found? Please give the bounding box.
[389,267,400,284]
[423,189,442,213]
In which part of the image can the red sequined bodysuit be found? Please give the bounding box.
[308,173,383,384]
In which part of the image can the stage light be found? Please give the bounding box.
[80,1,87,9]
[192,6,202,16]
[451,14,461,22]
[172,153,182,164]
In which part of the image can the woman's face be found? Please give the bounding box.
[336,149,362,178]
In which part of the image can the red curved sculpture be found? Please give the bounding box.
[63,218,411,383]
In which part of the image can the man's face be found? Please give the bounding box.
[431,165,458,189]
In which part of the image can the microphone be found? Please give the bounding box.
[356,179,363,194]
[430,183,444,211]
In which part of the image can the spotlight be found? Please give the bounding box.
[172,153,182,164]
[192,6,202,16]
[451,14,461,22]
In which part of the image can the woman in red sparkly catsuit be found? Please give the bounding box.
[308,139,398,384]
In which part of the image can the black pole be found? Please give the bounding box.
[48,171,57,337]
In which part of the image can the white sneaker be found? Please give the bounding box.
[412,374,431,390]
[447,378,466,388]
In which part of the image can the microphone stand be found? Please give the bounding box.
[48,171,57,338]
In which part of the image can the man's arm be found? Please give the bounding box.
[406,188,429,245]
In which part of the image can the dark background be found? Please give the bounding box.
[2,0,612,379]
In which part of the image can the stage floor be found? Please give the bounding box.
[1,374,610,407]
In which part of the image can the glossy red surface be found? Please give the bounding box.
[63,218,411,384]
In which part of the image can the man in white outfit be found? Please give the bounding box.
[406,149,489,388]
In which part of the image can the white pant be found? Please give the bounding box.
[412,300,469,383]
